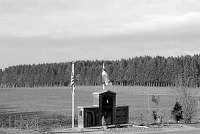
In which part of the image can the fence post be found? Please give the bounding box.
[1,116,3,128]
[148,94,151,124]
[26,114,29,129]
[20,114,23,129]
[1,115,4,128]
[9,115,11,128]
[36,117,39,131]
[14,115,17,128]
[34,116,38,130]
[59,114,62,127]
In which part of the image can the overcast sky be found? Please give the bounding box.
[1,0,200,69]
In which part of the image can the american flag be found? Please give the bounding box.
[71,61,75,87]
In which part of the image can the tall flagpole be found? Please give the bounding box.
[103,63,105,90]
[71,61,75,129]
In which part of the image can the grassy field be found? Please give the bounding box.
[0,86,200,124]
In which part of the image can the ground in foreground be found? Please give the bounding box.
[47,124,200,134]
[1,124,200,134]
[0,128,40,134]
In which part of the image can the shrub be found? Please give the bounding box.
[152,110,157,123]
[171,101,183,123]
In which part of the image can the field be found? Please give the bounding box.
[0,86,200,125]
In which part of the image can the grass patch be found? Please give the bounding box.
[0,86,199,126]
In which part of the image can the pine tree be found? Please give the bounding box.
[171,101,183,123]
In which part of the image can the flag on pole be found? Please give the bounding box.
[102,63,112,86]
[71,61,75,87]
[71,61,75,129]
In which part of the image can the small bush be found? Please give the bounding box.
[152,110,157,122]
[171,101,183,123]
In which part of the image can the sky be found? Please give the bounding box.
[1,0,200,69]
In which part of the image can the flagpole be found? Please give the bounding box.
[72,85,75,129]
[71,61,75,129]
[103,63,105,90]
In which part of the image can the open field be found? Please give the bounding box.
[0,86,200,125]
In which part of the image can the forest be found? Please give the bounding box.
[0,54,200,88]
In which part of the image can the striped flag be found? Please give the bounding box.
[71,61,75,87]
[102,63,112,86]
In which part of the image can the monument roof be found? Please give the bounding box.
[92,90,116,95]
[77,106,99,109]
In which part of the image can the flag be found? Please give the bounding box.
[102,63,112,86]
[71,72,74,86]
[71,61,75,87]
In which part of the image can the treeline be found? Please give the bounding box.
[0,55,200,88]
